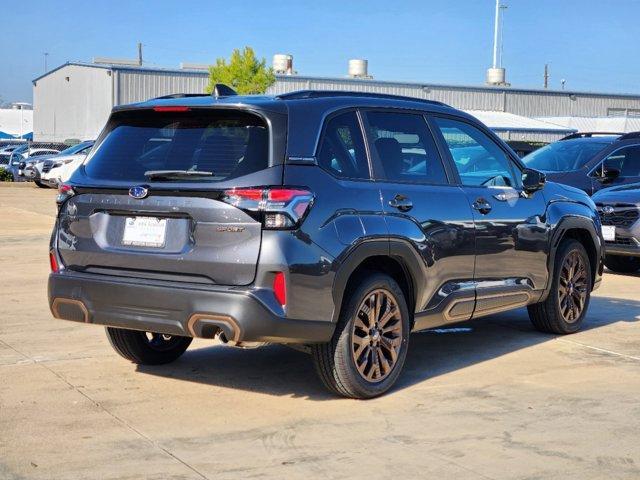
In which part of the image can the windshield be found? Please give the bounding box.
[84,110,268,182]
[58,142,93,156]
[523,140,611,172]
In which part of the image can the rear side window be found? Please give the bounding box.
[317,111,370,180]
[365,111,448,184]
[85,110,268,182]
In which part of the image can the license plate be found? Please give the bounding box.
[122,217,167,247]
[601,225,616,242]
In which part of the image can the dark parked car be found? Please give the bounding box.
[523,132,640,195]
[593,182,640,273]
[48,87,604,398]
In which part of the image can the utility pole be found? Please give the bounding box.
[138,42,143,66]
[43,52,49,72]
[544,64,549,89]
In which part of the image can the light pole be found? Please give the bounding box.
[499,3,508,68]
[44,52,49,72]
[492,0,508,69]
[492,0,500,69]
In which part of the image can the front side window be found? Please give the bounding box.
[365,111,448,184]
[602,145,640,177]
[85,110,268,182]
[433,117,517,187]
[317,111,369,179]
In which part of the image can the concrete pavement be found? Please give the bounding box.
[1,183,639,479]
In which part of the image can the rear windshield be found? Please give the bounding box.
[84,109,268,182]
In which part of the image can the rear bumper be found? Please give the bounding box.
[48,271,335,344]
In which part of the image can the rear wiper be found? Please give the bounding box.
[144,169,214,180]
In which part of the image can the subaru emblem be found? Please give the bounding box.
[602,205,615,215]
[129,186,148,199]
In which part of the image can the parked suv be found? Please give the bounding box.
[523,132,640,195]
[593,182,640,273]
[48,88,604,398]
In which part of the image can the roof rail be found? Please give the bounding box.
[560,132,624,141]
[153,93,211,100]
[616,131,640,141]
[277,90,447,106]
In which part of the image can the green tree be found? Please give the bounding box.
[206,47,275,95]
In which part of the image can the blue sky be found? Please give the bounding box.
[1,0,639,103]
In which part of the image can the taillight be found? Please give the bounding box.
[273,272,286,307]
[49,250,60,273]
[222,187,313,229]
[56,183,75,206]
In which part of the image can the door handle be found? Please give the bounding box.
[389,194,413,212]
[472,197,492,215]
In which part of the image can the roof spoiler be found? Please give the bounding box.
[560,132,624,141]
[152,84,238,101]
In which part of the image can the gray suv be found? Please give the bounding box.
[594,182,640,273]
[48,87,604,398]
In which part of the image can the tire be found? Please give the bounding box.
[311,273,410,399]
[105,327,192,365]
[528,239,592,334]
[34,180,48,188]
[604,254,640,274]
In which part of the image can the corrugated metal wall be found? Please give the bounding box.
[33,65,114,142]
[116,70,209,105]
[269,76,640,118]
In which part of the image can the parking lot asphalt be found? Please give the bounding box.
[1,182,639,480]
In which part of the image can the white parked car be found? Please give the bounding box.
[39,141,94,187]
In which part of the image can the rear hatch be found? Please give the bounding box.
[55,107,282,286]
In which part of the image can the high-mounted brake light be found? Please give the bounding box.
[152,106,191,112]
[222,187,314,229]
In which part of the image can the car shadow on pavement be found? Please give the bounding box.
[136,295,640,400]
[604,268,640,279]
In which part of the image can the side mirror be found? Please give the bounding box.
[598,161,620,183]
[522,168,546,193]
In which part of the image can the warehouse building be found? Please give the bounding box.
[32,62,209,142]
[33,60,640,142]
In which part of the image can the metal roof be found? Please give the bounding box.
[464,110,576,134]
[535,116,640,134]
